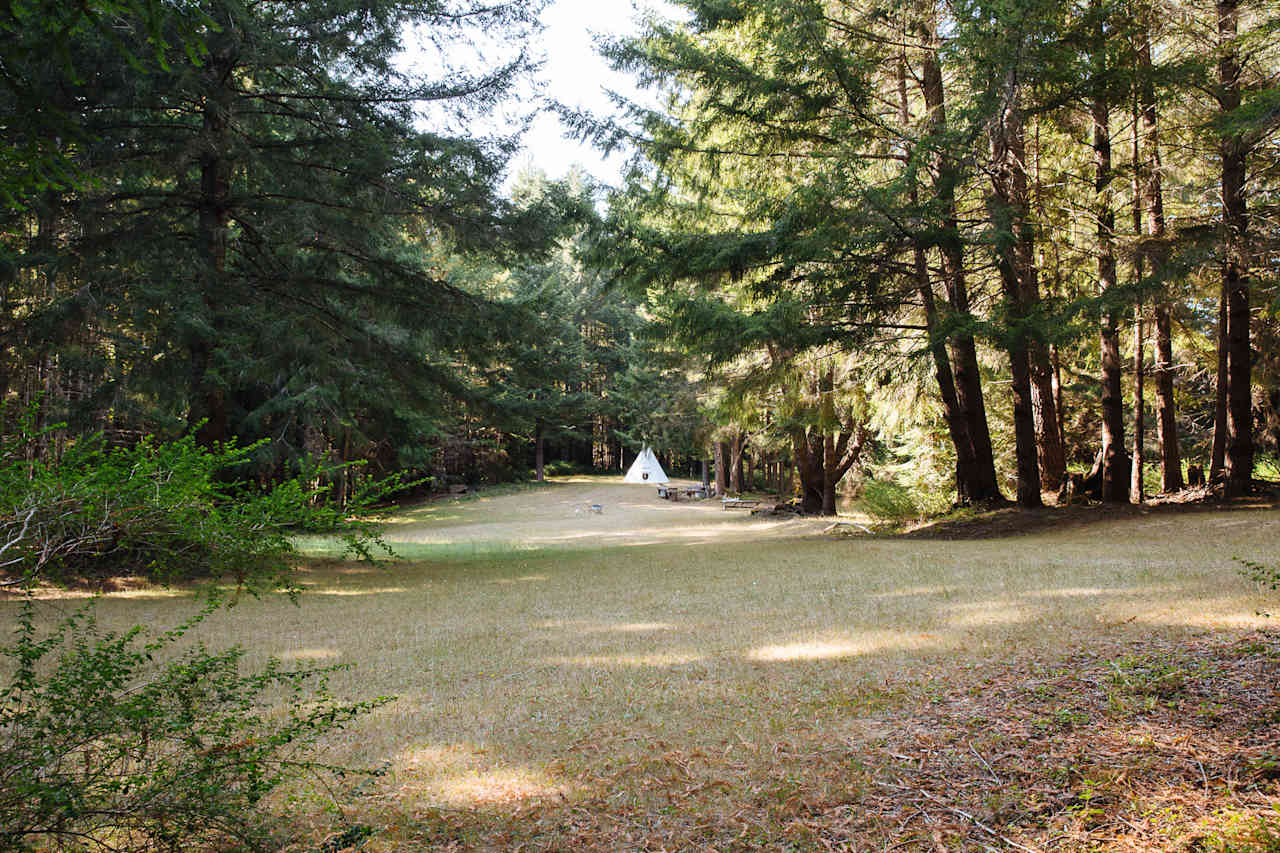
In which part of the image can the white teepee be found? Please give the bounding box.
[623,447,668,484]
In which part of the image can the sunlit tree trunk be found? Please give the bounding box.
[896,57,980,506]
[919,11,1002,503]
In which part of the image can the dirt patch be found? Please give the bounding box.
[364,476,829,552]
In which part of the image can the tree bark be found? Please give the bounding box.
[1010,119,1065,492]
[535,421,545,482]
[897,56,982,506]
[1211,293,1229,478]
[990,93,1042,507]
[1132,302,1145,502]
[1136,21,1184,492]
[1219,0,1253,496]
[730,431,745,493]
[1092,25,1129,503]
[1131,110,1145,504]
[919,14,1003,503]
[190,55,233,447]
[714,441,729,496]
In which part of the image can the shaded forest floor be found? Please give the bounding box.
[902,485,1280,541]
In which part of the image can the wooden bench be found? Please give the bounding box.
[721,497,760,511]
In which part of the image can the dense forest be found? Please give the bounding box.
[2,0,1278,516]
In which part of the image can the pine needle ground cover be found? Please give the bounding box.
[7,479,1279,851]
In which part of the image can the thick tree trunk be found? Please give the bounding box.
[1092,41,1129,503]
[792,430,823,514]
[1219,0,1253,496]
[919,19,1002,503]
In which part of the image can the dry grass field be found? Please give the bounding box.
[8,476,1280,851]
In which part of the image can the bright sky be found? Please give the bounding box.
[510,0,671,190]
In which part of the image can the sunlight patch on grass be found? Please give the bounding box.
[544,651,706,667]
[301,586,410,597]
[395,743,573,807]
[538,620,678,634]
[945,599,1038,627]
[747,630,937,661]
[279,647,341,661]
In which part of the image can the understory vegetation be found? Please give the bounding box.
[1,419,400,853]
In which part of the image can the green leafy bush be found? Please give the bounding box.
[857,479,923,523]
[1,415,404,588]
[0,595,391,852]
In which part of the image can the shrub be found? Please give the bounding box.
[857,479,922,523]
[0,418,402,589]
[0,595,391,852]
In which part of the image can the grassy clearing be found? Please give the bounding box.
[6,478,1280,850]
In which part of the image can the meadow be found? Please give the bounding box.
[11,478,1280,851]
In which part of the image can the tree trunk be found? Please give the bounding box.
[714,441,729,496]
[730,432,745,493]
[1092,28,1129,503]
[535,422,545,482]
[1132,302,1145,503]
[1219,0,1253,496]
[1132,24,1184,493]
[918,15,1002,503]
[793,430,823,514]
[897,56,981,506]
[990,93,1042,507]
[1131,113,1145,504]
[1211,292,1229,478]
[701,458,710,487]
[1011,117,1064,492]
[191,60,233,447]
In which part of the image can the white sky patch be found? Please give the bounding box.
[511,0,662,189]
[394,1,683,192]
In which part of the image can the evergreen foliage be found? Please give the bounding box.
[0,408,397,588]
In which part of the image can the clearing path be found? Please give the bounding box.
[55,478,1280,850]
[366,475,832,554]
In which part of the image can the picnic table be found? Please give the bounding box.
[656,485,679,500]
[721,497,760,510]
